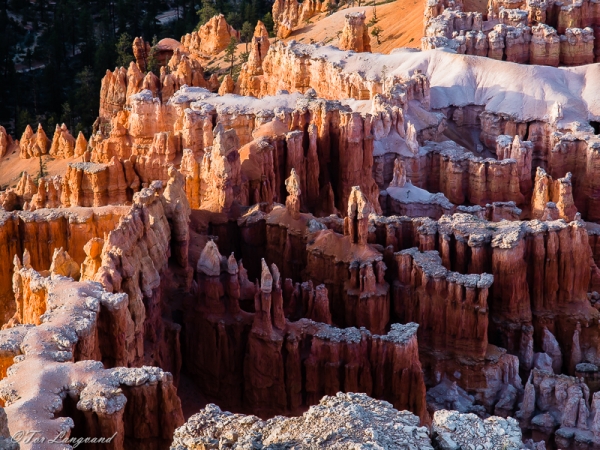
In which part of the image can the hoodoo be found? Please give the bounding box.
[2,0,600,447]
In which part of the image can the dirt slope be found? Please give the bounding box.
[285,1,425,53]
[0,144,77,189]
[282,0,488,54]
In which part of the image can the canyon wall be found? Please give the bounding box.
[0,175,190,449]
[0,265,184,450]
[184,237,429,422]
[422,3,599,66]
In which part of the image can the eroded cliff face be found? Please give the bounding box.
[422,0,600,67]
[0,268,184,450]
[88,87,384,217]
[182,227,428,422]
[0,176,190,449]
[0,206,127,324]
[3,7,600,448]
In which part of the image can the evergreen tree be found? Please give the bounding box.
[196,0,218,28]
[36,155,48,182]
[370,25,382,44]
[147,35,159,75]
[74,67,97,135]
[241,21,253,52]
[0,0,281,134]
[226,12,242,30]
[262,12,274,35]
[116,32,134,67]
[224,36,236,76]
[16,109,33,136]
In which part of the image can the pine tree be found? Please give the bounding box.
[36,155,48,182]
[370,25,382,44]
[196,0,219,28]
[146,36,159,75]
[262,12,274,35]
[115,32,134,67]
[225,37,237,76]
[241,21,253,53]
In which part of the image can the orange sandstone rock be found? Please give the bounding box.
[0,125,13,158]
[49,123,77,159]
[49,246,80,279]
[531,167,577,221]
[181,14,239,57]
[161,48,208,100]
[272,0,330,38]
[80,237,104,281]
[199,124,243,213]
[218,74,235,95]
[530,23,560,65]
[237,21,271,96]
[19,124,50,159]
[560,27,595,65]
[133,36,152,72]
[339,11,372,52]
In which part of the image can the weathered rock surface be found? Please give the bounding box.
[516,369,600,447]
[0,125,14,158]
[19,124,50,159]
[272,0,329,38]
[531,167,577,221]
[133,36,152,72]
[0,206,127,324]
[181,14,239,57]
[184,233,428,422]
[236,21,271,96]
[433,409,523,449]
[423,3,598,67]
[217,74,235,96]
[172,392,543,450]
[0,269,183,450]
[172,393,431,449]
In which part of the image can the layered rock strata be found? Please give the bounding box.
[60,159,137,208]
[90,88,383,216]
[184,238,428,421]
[394,140,529,209]
[4,11,600,449]
[0,265,184,450]
[423,5,597,67]
[0,206,128,324]
[0,175,192,449]
[304,187,389,332]
[436,213,597,375]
